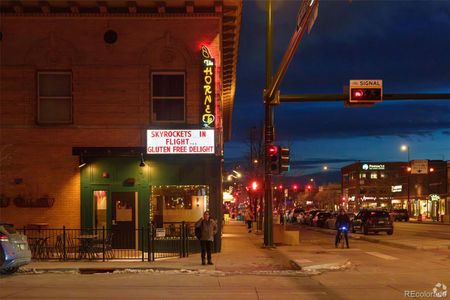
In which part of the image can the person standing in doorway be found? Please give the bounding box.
[244,206,254,233]
[195,211,217,265]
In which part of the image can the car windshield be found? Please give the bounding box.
[0,224,17,234]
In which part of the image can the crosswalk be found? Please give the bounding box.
[295,249,400,268]
[365,251,399,260]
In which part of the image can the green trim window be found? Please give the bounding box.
[93,190,107,229]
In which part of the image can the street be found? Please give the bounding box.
[1,222,449,300]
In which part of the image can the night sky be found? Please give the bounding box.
[224,0,450,179]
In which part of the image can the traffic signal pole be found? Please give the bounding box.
[263,0,274,247]
[263,0,319,248]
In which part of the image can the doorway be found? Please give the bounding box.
[111,192,137,249]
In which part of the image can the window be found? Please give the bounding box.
[37,72,72,124]
[151,73,185,122]
[360,173,367,179]
[370,172,378,179]
[93,190,107,229]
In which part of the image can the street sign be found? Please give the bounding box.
[411,160,429,174]
[349,79,383,103]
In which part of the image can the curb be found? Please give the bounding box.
[20,266,197,274]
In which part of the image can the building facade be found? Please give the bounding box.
[0,0,242,251]
[342,161,448,221]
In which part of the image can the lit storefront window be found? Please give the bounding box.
[150,185,209,227]
[93,190,107,229]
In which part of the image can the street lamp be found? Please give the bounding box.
[401,144,411,214]
[323,165,328,171]
[233,170,242,178]
[401,144,410,161]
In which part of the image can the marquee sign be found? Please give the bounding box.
[146,129,215,154]
[201,46,215,128]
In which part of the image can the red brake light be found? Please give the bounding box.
[0,234,9,242]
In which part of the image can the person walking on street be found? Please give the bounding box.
[244,206,254,233]
[195,211,217,265]
[335,208,350,248]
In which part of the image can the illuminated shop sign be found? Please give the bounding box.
[147,129,215,154]
[430,194,440,201]
[391,185,402,193]
[201,46,215,128]
[362,163,385,170]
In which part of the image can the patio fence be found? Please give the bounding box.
[20,222,201,261]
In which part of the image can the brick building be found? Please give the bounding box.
[0,0,242,250]
[341,161,448,222]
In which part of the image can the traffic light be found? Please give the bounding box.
[266,145,279,173]
[279,147,290,173]
[248,180,261,195]
[251,180,259,192]
[348,80,382,103]
[292,184,299,193]
[349,87,382,102]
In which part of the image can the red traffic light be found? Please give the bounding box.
[352,89,363,98]
[251,181,259,192]
[278,184,283,190]
[267,145,278,156]
[306,185,311,190]
[292,184,298,191]
[349,87,382,102]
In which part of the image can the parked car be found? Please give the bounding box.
[326,212,356,229]
[292,208,304,223]
[304,210,323,225]
[352,209,393,235]
[390,209,409,222]
[313,212,332,227]
[0,223,31,274]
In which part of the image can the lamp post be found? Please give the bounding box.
[401,145,411,214]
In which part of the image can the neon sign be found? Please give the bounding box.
[201,46,215,128]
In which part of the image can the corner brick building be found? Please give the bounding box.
[0,0,242,251]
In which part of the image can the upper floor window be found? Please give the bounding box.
[151,73,185,122]
[370,172,378,179]
[37,71,72,124]
[360,173,367,179]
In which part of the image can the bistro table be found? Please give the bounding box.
[76,234,99,259]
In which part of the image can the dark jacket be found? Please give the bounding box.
[195,218,217,241]
[335,214,350,230]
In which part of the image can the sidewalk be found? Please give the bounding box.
[24,221,348,274]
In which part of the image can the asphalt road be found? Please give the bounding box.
[1,224,449,300]
[394,222,450,240]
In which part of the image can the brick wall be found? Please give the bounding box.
[0,16,222,228]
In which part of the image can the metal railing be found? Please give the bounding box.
[20,222,200,262]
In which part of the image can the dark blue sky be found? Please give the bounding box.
[225,0,450,177]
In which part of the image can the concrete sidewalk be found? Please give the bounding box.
[24,221,348,274]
